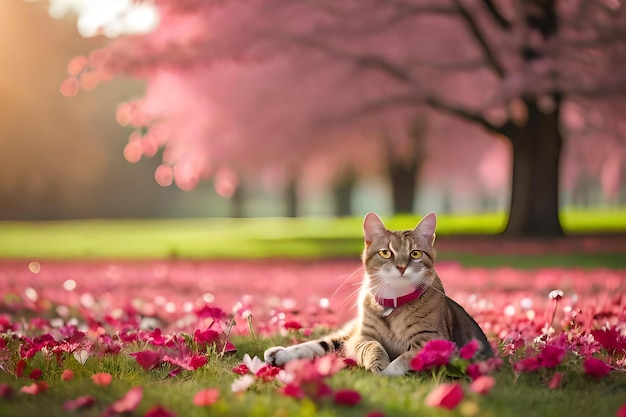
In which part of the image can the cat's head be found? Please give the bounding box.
[362,212,437,293]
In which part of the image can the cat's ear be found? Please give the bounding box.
[414,212,437,246]
[363,212,387,247]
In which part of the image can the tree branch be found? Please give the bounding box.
[481,0,512,30]
[452,0,506,79]
[426,97,502,133]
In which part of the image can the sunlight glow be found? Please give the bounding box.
[47,0,159,38]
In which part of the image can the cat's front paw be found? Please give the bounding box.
[380,360,409,376]
[264,346,291,366]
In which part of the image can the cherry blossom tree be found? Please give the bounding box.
[58,0,626,235]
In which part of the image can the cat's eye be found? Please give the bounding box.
[410,250,423,260]
[378,249,392,259]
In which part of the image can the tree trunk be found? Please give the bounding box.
[332,170,356,217]
[285,177,298,218]
[503,98,563,236]
[386,115,426,214]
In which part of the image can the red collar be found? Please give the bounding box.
[374,289,423,308]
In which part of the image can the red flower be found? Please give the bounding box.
[256,365,281,382]
[333,389,361,406]
[144,405,177,417]
[28,368,42,380]
[459,339,479,360]
[469,375,495,395]
[0,383,14,398]
[538,345,566,368]
[19,381,49,395]
[425,383,464,410]
[411,339,456,371]
[281,383,305,399]
[63,395,96,411]
[188,354,208,370]
[232,364,249,375]
[92,372,113,386]
[131,350,162,371]
[61,369,75,381]
[284,321,302,331]
[15,359,25,377]
[193,328,220,348]
[193,388,220,406]
[583,357,611,378]
[616,402,626,417]
[111,387,143,413]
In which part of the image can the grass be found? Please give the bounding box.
[1,335,625,417]
[0,209,625,264]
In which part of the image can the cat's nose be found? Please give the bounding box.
[396,265,406,275]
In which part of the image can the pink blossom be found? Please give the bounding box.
[63,395,96,411]
[583,357,611,378]
[616,402,626,417]
[538,345,566,368]
[333,389,361,406]
[548,372,563,389]
[28,368,42,380]
[144,405,177,417]
[0,383,14,398]
[459,339,480,360]
[284,321,302,330]
[19,381,49,395]
[592,328,626,355]
[232,364,249,375]
[130,350,162,371]
[92,372,113,386]
[193,388,220,406]
[470,375,495,395]
[256,365,281,382]
[514,356,540,373]
[110,387,143,413]
[61,369,75,381]
[193,328,220,348]
[410,339,456,371]
[425,383,464,410]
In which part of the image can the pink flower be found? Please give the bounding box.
[130,350,162,371]
[538,344,566,368]
[281,383,305,399]
[284,321,302,330]
[232,364,249,375]
[514,356,540,373]
[469,375,495,395]
[0,383,14,398]
[616,402,626,417]
[256,365,281,382]
[411,340,456,371]
[583,357,611,378]
[459,339,480,360]
[92,372,113,386]
[28,368,42,380]
[193,328,220,348]
[61,369,75,381]
[548,372,563,389]
[592,328,626,355]
[333,389,361,406]
[63,395,96,411]
[425,383,464,410]
[242,354,265,374]
[193,388,220,406]
[144,405,177,417]
[231,375,255,393]
[110,387,143,413]
[19,381,49,395]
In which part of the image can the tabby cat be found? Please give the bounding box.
[264,212,493,376]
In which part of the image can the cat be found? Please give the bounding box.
[264,212,493,376]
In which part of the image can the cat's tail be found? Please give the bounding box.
[264,319,356,366]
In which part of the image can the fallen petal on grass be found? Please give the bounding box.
[92,372,113,386]
[19,381,49,395]
[193,388,220,406]
[425,383,464,410]
[63,395,96,411]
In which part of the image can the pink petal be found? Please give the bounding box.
[583,357,611,378]
[333,389,361,406]
[61,369,75,381]
[548,372,563,389]
[111,387,143,413]
[92,372,113,386]
[19,381,49,395]
[469,375,495,395]
[63,395,96,411]
[425,383,464,410]
[616,402,626,417]
[459,339,479,360]
[144,405,177,417]
[193,388,220,406]
[131,350,162,371]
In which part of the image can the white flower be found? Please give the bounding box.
[243,354,265,374]
[231,374,255,393]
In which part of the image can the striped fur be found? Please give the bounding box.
[264,213,493,375]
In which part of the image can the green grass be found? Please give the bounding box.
[1,335,624,417]
[0,209,625,263]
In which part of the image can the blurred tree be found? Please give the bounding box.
[61,0,626,235]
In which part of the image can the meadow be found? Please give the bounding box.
[0,211,625,417]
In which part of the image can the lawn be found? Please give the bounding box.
[0,212,625,417]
